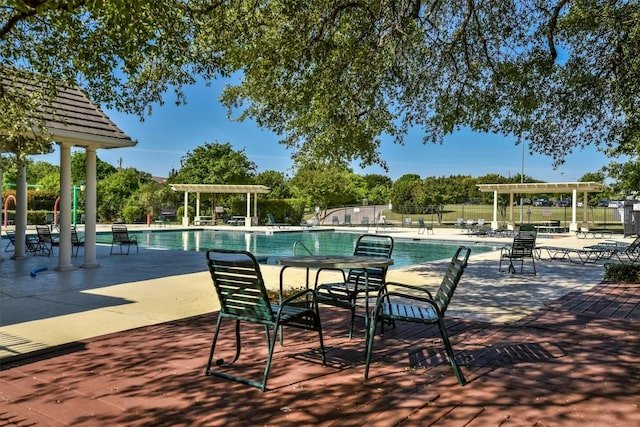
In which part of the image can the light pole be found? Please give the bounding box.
[72,183,85,228]
[520,141,525,224]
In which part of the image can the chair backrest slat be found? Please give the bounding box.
[207,250,275,322]
[510,234,536,257]
[433,247,471,314]
[112,225,131,243]
[348,234,394,284]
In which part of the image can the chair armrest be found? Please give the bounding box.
[314,267,348,287]
[375,281,435,302]
[373,281,440,317]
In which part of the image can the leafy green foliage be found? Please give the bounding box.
[96,168,147,221]
[169,142,256,185]
[604,263,640,283]
[290,163,359,214]
[254,170,292,199]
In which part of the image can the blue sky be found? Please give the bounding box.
[36,78,611,182]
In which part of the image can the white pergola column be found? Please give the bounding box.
[196,192,201,218]
[570,188,578,232]
[253,192,258,226]
[582,191,589,229]
[11,161,27,259]
[508,193,515,230]
[82,147,99,268]
[491,190,499,230]
[56,143,74,271]
[182,191,189,226]
[245,191,251,227]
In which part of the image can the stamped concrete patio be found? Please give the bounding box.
[1,225,639,425]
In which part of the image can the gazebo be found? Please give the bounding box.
[169,184,271,227]
[1,78,135,269]
[477,182,604,232]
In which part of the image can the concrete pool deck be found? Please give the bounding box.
[0,224,621,361]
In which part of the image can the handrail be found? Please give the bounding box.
[292,240,313,255]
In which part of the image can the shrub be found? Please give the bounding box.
[603,263,640,283]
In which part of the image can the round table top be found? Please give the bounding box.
[276,255,394,269]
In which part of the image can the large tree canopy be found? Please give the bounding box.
[2,1,639,170]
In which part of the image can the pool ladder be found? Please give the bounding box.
[292,240,313,255]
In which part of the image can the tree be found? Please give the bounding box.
[1,0,206,157]
[138,181,179,218]
[216,1,640,169]
[254,170,292,199]
[71,151,117,185]
[390,174,422,209]
[290,164,359,217]
[97,167,149,221]
[4,1,640,172]
[170,142,256,185]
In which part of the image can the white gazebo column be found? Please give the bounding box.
[82,147,99,268]
[245,191,251,227]
[491,190,499,230]
[182,191,189,226]
[11,161,27,259]
[570,188,578,232]
[56,143,74,270]
[196,192,201,218]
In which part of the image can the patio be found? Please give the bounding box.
[1,226,639,425]
[1,281,639,425]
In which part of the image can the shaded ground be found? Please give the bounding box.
[1,281,639,426]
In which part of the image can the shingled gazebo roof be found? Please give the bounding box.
[1,72,135,149]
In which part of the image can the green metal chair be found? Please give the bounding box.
[315,234,394,339]
[499,232,537,274]
[364,246,471,386]
[205,249,326,391]
[110,224,138,255]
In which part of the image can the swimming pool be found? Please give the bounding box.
[98,229,497,268]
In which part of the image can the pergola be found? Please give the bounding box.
[1,78,135,269]
[477,182,604,232]
[169,184,271,227]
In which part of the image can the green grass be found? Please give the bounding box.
[384,204,623,230]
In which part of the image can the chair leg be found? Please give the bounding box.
[437,318,466,386]
[364,312,379,379]
[263,324,280,391]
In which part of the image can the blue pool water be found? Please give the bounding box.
[98,230,497,268]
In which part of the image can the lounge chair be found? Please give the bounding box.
[4,230,15,252]
[463,219,476,232]
[344,214,352,226]
[36,225,59,256]
[205,249,326,391]
[499,232,537,274]
[376,215,391,228]
[332,216,339,225]
[417,218,433,234]
[71,227,85,257]
[365,246,472,385]
[300,219,318,229]
[110,224,138,255]
[266,213,290,229]
[584,235,640,263]
[3,230,37,253]
[314,234,394,339]
[454,218,464,228]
